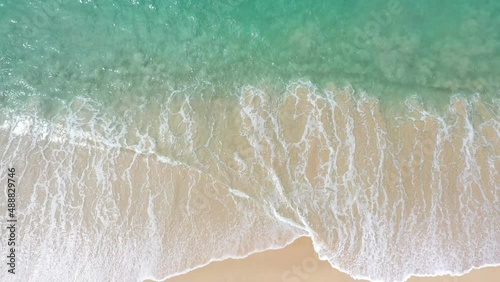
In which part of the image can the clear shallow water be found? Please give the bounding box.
[0,1,499,282]
[1,0,499,104]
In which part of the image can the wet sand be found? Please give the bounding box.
[157,237,500,282]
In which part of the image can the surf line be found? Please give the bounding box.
[6,167,17,275]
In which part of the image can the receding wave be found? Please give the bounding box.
[0,81,498,282]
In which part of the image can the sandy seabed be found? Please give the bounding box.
[2,83,497,281]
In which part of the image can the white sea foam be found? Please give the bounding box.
[0,81,498,282]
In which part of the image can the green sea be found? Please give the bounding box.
[0,1,499,281]
[2,0,499,104]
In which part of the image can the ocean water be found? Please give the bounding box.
[0,0,499,281]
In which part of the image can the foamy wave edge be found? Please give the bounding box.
[1,81,498,282]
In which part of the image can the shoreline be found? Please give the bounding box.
[151,236,500,282]
[2,83,497,281]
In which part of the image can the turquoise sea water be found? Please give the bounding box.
[0,1,499,282]
[1,0,499,105]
